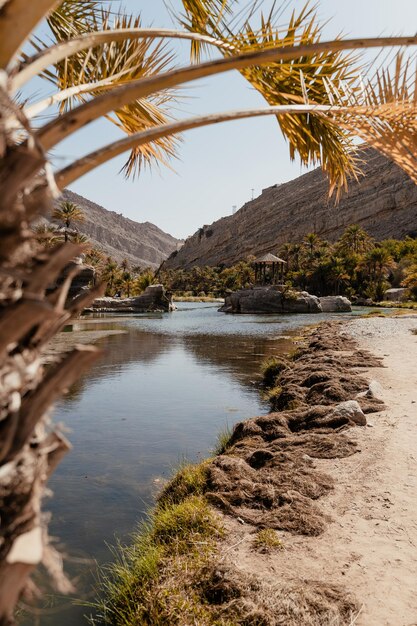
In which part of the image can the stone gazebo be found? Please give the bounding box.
[253,253,286,286]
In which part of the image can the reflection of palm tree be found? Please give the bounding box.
[53,201,85,242]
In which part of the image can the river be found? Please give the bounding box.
[22,303,363,625]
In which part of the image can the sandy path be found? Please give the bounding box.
[336,317,417,625]
[224,316,417,626]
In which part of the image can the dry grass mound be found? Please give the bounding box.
[199,565,359,626]
[208,321,384,538]
[206,453,333,535]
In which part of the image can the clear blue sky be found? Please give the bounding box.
[51,1,417,239]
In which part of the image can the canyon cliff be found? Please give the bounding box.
[164,148,417,269]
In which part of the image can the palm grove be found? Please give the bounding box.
[1,0,417,623]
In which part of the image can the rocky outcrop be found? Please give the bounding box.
[89,284,174,312]
[219,287,321,314]
[319,296,352,312]
[165,148,417,270]
[384,288,409,302]
[42,190,181,268]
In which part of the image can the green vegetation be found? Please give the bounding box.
[35,215,417,304]
[90,495,224,626]
[261,357,288,388]
[158,460,211,506]
[161,227,417,303]
[253,529,284,551]
[90,453,229,626]
[35,200,86,246]
[213,427,233,456]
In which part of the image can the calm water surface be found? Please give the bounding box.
[25,303,361,624]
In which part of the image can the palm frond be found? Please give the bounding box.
[176,1,362,195]
[324,52,417,184]
[177,0,236,60]
[35,5,182,176]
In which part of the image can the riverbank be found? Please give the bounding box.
[216,315,417,626]
[94,316,417,625]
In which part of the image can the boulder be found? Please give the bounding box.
[319,296,352,312]
[326,400,367,427]
[357,380,384,402]
[90,284,175,313]
[219,287,321,314]
[384,288,409,302]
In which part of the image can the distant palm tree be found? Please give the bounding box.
[102,257,120,295]
[121,271,134,297]
[338,225,374,255]
[303,232,320,257]
[53,201,85,242]
[34,223,61,248]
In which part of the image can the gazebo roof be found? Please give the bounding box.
[253,253,286,264]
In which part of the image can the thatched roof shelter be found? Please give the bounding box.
[253,253,286,285]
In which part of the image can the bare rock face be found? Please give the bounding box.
[45,190,181,268]
[89,284,174,312]
[319,296,352,312]
[219,287,321,314]
[165,148,417,270]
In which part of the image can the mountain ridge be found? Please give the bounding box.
[47,189,182,268]
[164,148,417,269]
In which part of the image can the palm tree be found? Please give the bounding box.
[1,1,417,620]
[34,222,61,248]
[338,224,374,255]
[303,232,320,258]
[102,257,120,296]
[53,201,85,241]
[120,271,134,297]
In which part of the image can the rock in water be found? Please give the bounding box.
[90,284,174,312]
[219,287,321,314]
[319,296,352,312]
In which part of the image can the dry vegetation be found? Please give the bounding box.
[91,322,382,625]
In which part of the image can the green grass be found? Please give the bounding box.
[213,426,233,455]
[89,496,224,625]
[263,385,283,402]
[376,300,417,310]
[260,356,288,388]
[158,460,210,506]
[253,529,284,551]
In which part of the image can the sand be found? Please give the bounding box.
[222,316,417,626]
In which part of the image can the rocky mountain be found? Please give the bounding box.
[164,148,417,270]
[47,189,181,268]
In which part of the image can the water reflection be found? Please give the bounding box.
[24,303,353,625]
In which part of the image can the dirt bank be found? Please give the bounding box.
[95,317,417,625]
[219,316,417,626]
